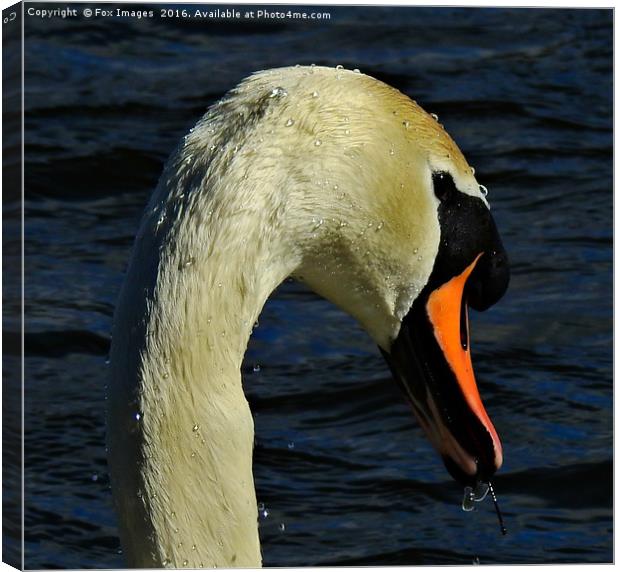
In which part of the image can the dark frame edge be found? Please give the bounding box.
[2,2,25,570]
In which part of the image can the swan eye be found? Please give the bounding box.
[432,172,457,202]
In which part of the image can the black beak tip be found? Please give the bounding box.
[442,455,498,487]
[442,456,477,486]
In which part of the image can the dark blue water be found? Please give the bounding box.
[11,5,612,568]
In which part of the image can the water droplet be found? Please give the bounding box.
[403,120,410,129]
[162,558,170,566]
[430,113,439,121]
[258,502,265,511]
[312,218,324,231]
[91,473,99,482]
[479,184,489,197]
[192,545,197,551]
[417,255,423,262]
[288,441,295,449]
[134,412,141,421]
[279,522,286,531]
[376,221,384,231]
[488,481,508,535]
[314,139,322,147]
[183,256,195,268]
[462,486,475,511]
[190,451,196,458]
[253,320,260,329]
[389,148,395,156]
[285,118,295,127]
[217,282,222,288]
[473,481,490,501]
[353,68,360,73]
[311,91,319,98]
[473,556,480,565]
[270,87,288,98]
[344,129,350,135]
[471,166,476,175]
[336,64,344,70]
[253,364,261,373]
[183,560,188,567]
[193,424,200,432]
[339,221,347,228]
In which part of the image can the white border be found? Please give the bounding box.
[0,2,614,571]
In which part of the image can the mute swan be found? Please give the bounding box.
[107,65,509,568]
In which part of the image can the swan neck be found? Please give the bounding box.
[108,164,300,567]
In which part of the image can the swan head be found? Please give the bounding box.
[173,65,509,487]
[259,67,511,487]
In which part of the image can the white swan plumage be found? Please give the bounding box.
[107,65,509,568]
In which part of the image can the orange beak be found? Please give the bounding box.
[425,255,503,473]
[383,254,504,485]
